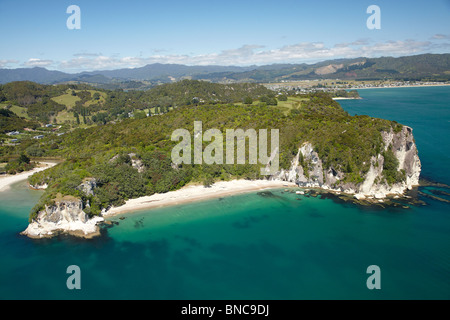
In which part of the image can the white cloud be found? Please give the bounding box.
[0,59,19,68]
[46,37,450,71]
[431,34,449,40]
[23,58,54,67]
[73,53,103,57]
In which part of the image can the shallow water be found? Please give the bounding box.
[0,86,449,299]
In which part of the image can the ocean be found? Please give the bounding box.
[0,86,449,300]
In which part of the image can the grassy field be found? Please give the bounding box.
[51,92,81,109]
[51,89,106,109]
[1,103,30,119]
[275,96,307,114]
[83,90,107,105]
[52,89,107,124]
[54,109,77,124]
[235,96,306,115]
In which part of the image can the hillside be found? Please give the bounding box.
[196,54,450,82]
[6,92,414,222]
[1,54,449,87]
[0,80,275,126]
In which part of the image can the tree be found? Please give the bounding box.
[134,111,146,119]
[19,154,30,164]
[243,96,253,105]
[203,175,214,188]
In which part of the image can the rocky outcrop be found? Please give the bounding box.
[77,178,97,196]
[21,197,103,239]
[272,125,421,199]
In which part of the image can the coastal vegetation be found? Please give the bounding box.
[0,79,412,222]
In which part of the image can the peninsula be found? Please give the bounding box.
[1,80,421,239]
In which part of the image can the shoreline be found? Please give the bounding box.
[350,84,450,90]
[0,162,57,192]
[104,179,297,217]
[332,97,362,100]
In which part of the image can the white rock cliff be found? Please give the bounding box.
[272,125,421,198]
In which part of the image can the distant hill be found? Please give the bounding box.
[82,63,254,80]
[0,79,274,124]
[0,54,449,86]
[195,54,450,82]
[0,67,69,84]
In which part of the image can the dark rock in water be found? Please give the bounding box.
[257,191,275,197]
[119,217,126,220]
[430,189,450,197]
[134,217,145,228]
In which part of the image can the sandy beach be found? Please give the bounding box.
[105,179,297,216]
[332,97,361,100]
[0,162,57,192]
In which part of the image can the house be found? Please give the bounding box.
[45,124,53,128]
[33,135,44,139]
[6,131,19,136]
[10,139,19,143]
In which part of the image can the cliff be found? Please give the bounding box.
[273,125,421,199]
[21,190,103,239]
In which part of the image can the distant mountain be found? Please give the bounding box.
[0,54,449,86]
[194,54,450,82]
[0,67,69,84]
[82,63,254,80]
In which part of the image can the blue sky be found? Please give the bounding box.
[0,0,449,72]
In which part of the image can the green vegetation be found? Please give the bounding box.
[0,80,409,221]
[382,147,406,185]
[4,154,35,174]
[330,90,360,98]
[0,108,39,133]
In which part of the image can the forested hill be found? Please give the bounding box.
[0,80,274,124]
[1,54,449,86]
[8,91,405,221]
[196,54,450,82]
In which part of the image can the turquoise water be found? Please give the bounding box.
[0,86,449,299]
[339,86,450,185]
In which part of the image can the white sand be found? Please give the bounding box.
[0,162,57,192]
[105,179,296,216]
[332,97,361,100]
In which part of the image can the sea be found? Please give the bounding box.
[0,86,449,300]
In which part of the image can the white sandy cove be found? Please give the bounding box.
[0,162,57,192]
[105,179,297,216]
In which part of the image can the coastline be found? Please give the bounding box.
[351,84,450,90]
[332,97,361,100]
[0,162,57,192]
[104,179,297,217]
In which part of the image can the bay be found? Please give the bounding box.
[0,86,449,300]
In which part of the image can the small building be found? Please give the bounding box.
[33,135,44,139]
[45,124,53,128]
[6,131,19,136]
[10,139,19,143]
